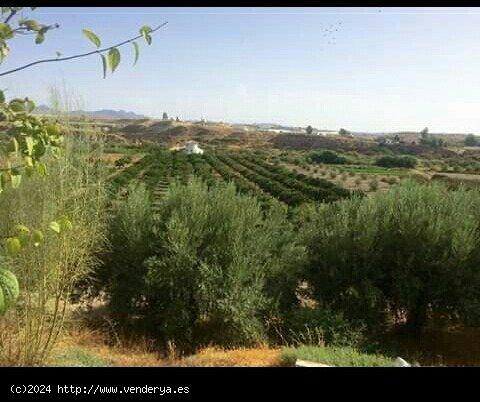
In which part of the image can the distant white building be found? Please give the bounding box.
[184,140,204,155]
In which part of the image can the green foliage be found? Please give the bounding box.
[281,308,365,348]
[465,134,479,147]
[309,150,348,165]
[53,348,109,367]
[103,181,154,319]
[132,41,139,65]
[82,29,101,48]
[0,135,108,365]
[280,345,394,367]
[0,268,19,316]
[0,8,59,62]
[301,181,480,331]
[105,179,303,351]
[114,155,132,168]
[108,48,121,73]
[375,155,417,168]
[140,25,153,45]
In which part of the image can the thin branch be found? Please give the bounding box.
[0,21,168,77]
[4,9,17,24]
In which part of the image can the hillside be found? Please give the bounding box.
[117,120,277,148]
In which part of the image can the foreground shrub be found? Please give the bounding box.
[0,135,108,365]
[280,345,394,366]
[301,180,480,332]
[107,179,304,352]
[281,307,365,348]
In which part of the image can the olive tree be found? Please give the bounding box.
[302,180,480,332]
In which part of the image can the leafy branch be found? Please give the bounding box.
[0,21,168,77]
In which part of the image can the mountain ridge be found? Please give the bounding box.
[34,105,148,120]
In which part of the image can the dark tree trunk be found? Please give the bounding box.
[407,301,428,333]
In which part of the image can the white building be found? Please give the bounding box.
[184,141,204,155]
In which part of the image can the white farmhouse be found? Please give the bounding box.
[184,140,204,155]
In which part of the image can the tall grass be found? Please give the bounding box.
[0,134,108,365]
[280,345,394,367]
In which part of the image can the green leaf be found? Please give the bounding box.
[132,41,139,65]
[0,23,13,39]
[32,230,44,247]
[8,137,18,154]
[100,54,107,79]
[25,136,34,155]
[35,162,47,177]
[24,156,33,167]
[5,237,21,256]
[108,48,120,73]
[140,25,152,35]
[20,19,41,31]
[0,268,19,316]
[140,25,152,45]
[58,216,73,231]
[13,225,30,235]
[10,174,21,189]
[0,89,4,103]
[35,32,45,44]
[82,29,101,48]
[49,221,61,234]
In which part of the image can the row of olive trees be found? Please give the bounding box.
[99,178,480,353]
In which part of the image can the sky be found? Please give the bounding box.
[2,7,480,132]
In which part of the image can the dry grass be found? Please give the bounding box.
[49,327,282,367]
[171,347,282,367]
[49,327,165,367]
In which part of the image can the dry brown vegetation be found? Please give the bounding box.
[49,327,282,367]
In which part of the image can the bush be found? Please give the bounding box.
[309,150,348,165]
[116,179,303,351]
[301,181,480,332]
[0,135,108,365]
[375,155,417,168]
[281,307,365,348]
[114,155,133,168]
[280,345,394,367]
[102,181,154,321]
[368,179,378,191]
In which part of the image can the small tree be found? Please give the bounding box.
[339,128,350,136]
[465,134,478,147]
[0,5,166,347]
[306,125,313,135]
[162,112,168,120]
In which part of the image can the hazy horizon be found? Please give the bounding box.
[3,7,480,133]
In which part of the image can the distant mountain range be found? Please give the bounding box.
[34,105,148,120]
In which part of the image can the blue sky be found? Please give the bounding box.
[2,7,480,132]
